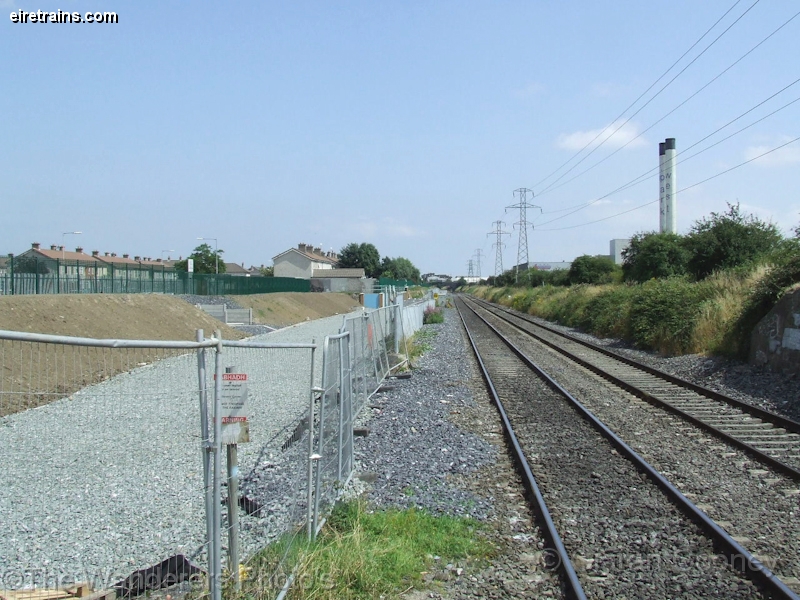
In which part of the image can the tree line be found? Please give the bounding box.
[487,204,798,288]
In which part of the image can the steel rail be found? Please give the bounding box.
[467,296,800,481]
[458,296,800,600]
[470,296,800,434]
[455,300,587,600]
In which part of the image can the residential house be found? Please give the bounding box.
[272,243,338,279]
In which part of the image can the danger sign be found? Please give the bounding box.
[220,373,250,444]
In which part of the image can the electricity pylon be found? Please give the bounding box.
[473,249,484,278]
[467,259,474,278]
[487,220,510,277]
[506,188,541,283]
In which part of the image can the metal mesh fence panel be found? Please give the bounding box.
[0,331,215,593]
[311,334,353,537]
[341,313,375,416]
[207,340,317,598]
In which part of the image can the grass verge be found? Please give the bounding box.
[233,500,492,599]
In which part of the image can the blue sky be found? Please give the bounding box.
[2,1,798,277]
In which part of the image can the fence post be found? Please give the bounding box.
[224,366,241,590]
[307,340,320,540]
[8,254,13,296]
[211,330,224,600]
[195,329,215,597]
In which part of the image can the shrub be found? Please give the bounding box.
[568,255,620,285]
[423,306,444,324]
[622,231,689,282]
[684,203,782,279]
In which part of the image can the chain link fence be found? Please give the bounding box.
[0,298,435,599]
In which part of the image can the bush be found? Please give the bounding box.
[684,203,782,279]
[622,232,689,282]
[423,306,444,324]
[629,278,715,354]
[568,255,620,285]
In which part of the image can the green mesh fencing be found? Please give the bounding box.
[1,255,309,295]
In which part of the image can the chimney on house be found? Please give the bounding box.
[92,250,99,257]
[59,246,64,252]
[298,243,306,252]
[50,244,58,251]
[313,246,322,255]
[111,253,116,257]
[104,252,110,256]
[75,247,83,254]
[32,242,41,250]
[134,256,141,261]
[123,254,129,259]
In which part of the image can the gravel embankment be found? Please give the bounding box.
[0,311,356,589]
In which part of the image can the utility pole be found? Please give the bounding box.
[473,249,484,279]
[506,188,541,283]
[487,220,510,277]
[467,259,474,278]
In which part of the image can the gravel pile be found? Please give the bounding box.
[176,295,245,309]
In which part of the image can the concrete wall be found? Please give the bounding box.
[310,277,374,293]
[749,286,800,375]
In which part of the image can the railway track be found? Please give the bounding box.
[456,296,797,599]
[467,295,800,481]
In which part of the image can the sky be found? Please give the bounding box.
[2,1,799,278]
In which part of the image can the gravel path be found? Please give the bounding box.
[0,312,356,590]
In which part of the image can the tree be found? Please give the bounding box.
[568,255,619,285]
[379,256,420,282]
[622,232,689,283]
[338,243,381,278]
[259,265,274,277]
[684,203,782,279]
[13,255,50,274]
[174,244,226,274]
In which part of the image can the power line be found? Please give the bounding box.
[538,6,800,199]
[536,0,760,195]
[536,78,800,226]
[536,135,800,231]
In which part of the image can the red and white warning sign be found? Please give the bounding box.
[220,372,250,444]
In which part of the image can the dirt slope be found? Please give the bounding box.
[0,294,247,340]
[231,292,362,328]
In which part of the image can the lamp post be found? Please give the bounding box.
[197,237,218,274]
[61,231,82,261]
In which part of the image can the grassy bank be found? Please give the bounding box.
[466,267,773,357]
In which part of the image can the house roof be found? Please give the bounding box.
[312,268,365,279]
[272,247,337,265]
[24,248,101,263]
[224,262,249,275]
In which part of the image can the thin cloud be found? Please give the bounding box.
[744,135,800,167]
[557,120,647,151]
